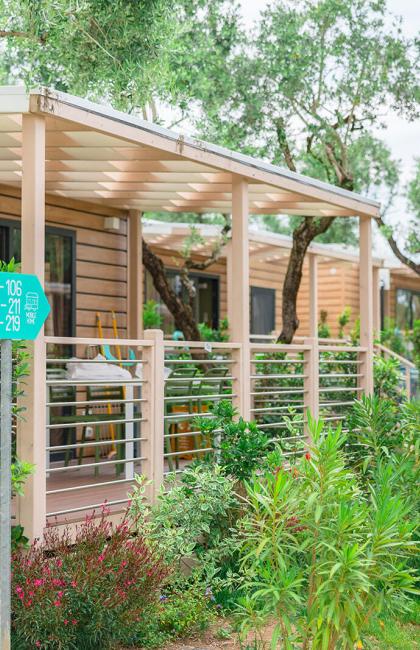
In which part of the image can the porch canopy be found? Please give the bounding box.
[0,86,381,538]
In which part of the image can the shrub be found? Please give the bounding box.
[143,299,162,329]
[374,354,404,401]
[238,417,418,650]
[198,316,229,342]
[12,511,169,650]
[194,400,270,482]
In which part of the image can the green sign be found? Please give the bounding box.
[0,273,50,340]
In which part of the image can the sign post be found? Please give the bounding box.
[0,273,50,650]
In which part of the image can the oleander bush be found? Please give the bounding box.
[11,511,170,650]
[237,416,418,650]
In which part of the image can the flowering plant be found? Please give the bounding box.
[12,510,170,649]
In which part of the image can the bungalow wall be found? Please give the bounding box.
[0,184,372,340]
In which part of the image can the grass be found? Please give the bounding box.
[365,600,420,649]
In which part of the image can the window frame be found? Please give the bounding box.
[250,285,276,335]
[0,218,76,338]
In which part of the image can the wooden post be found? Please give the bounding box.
[17,114,46,540]
[308,253,318,339]
[128,210,143,339]
[303,337,319,441]
[230,176,250,420]
[372,265,380,338]
[142,329,164,500]
[225,240,233,328]
[359,216,374,395]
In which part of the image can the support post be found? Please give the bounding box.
[303,337,319,441]
[17,114,46,540]
[225,241,233,328]
[359,216,374,395]
[142,329,164,500]
[128,210,143,339]
[1,339,12,650]
[229,177,250,420]
[308,252,318,339]
[372,265,380,338]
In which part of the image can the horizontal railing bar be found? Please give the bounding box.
[268,434,305,442]
[250,343,311,352]
[47,358,147,365]
[323,415,346,421]
[47,416,146,430]
[282,449,306,457]
[318,345,366,352]
[251,359,304,365]
[319,359,361,364]
[46,498,129,518]
[164,447,214,458]
[251,405,305,413]
[319,373,362,378]
[165,376,233,383]
[163,469,184,476]
[46,436,146,452]
[319,401,355,408]
[47,397,146,408]
[46,477,136,494]
[45,336,153,347]
[164,412,214,422]
[47,378,145,386]
[318,386,363,393]
[251,374,306,380]
[164,341,241,350]
[251,389,306,396]
[164,359,234,364]
[164,428,221,440]
[164,393,234,402]
[257,420,305,429]
[47,456,146,473]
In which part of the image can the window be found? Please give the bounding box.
[251,286,275,335]
[0,220,75,338]
[395,288,420,330]
[144,269,220,334]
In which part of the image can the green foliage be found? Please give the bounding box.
[374,355,404,401]
[143,299,162,330]
[194,400,270,482]
[406,159,420,256]
[155,580,216,639]
[317,310,331,338]
[1,0,176,112]
[130,465,239,573]
[380,318,409,358]
[411,320,420,370]
[11,458,33,497]
[238,417,418,650]
[337,306,351,339]
[198,317,229,342]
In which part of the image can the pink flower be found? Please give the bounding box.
[98,554,105,562]
[64,619,69,626]
[34,579,44,587]
[35,642,41,648]
[15,586,23,594]
[72,619,77,626]
[53,600,61,607]
[70,581,77,588]
[52,579,61,587]
[25,599,32,607]
[56,559,63,568]
[57,591,63,598]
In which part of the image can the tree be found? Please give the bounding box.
[177,0,419,341]
[0,0,236,340]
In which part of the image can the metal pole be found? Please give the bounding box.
[0,338,12,650]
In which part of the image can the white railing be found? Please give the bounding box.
[17,333,371,532]
[374,342,417,399]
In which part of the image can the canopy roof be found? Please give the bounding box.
[143,220,384,267]
[0,86,380,218]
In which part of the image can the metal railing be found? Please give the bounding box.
[163,340,240,475]
[44,336,155,524]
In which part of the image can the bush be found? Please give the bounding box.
[194,400,270,482]
[238,417,418,650]
[374,354,404,401]
[12,511,169,650]
[143,299,162,329]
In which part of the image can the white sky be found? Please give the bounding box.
[238,0,420,259]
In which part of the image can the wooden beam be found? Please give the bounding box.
[230,176,250,420]
[17,114,46,540]
[359,215,374,394]
[127,210,143,339]
[308,253,318,338]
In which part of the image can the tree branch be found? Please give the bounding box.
[374,215,420,276]
[0,30,45,43]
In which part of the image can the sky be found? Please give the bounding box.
[238,0,420,259]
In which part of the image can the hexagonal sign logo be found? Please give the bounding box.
[0,273,50,340]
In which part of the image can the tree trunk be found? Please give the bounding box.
[278,216,335,343]
[142,238,201,341]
